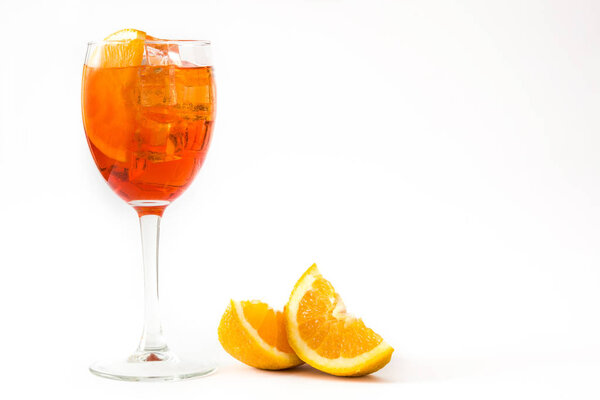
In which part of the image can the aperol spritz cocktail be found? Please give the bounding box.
[82,29,216,381]
[82,62,215,215]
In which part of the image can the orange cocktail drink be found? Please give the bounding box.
[82,62,215,214]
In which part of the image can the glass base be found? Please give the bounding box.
[89,350,216,381]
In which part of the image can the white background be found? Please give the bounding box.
[1,0,599,398]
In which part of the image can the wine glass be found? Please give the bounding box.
[81,38,216,381]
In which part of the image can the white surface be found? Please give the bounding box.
[1,0,600,398]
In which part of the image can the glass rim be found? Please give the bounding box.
[86,39,211,46]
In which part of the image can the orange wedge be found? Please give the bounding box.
[87,28,147,68]
[285,264,393,376]
[218,300,303,370]
[84,29,147,162]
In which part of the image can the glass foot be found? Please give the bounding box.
[89,350,216,381]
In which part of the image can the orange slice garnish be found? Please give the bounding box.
[84,29,147,162]
[87,28,146,68]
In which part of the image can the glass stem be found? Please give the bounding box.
[137,214,168,353]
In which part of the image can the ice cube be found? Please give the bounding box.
[143,42,182,66]
[128,154,147,181]
[139,65,177,107]
[133,120,185,163]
